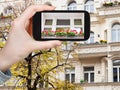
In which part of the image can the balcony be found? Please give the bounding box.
[74,42,120,58]
[76,82,120,90]
[97,2,120,17]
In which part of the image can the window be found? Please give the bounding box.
[85,31,94,44]
[45,19,52,25]
[44,28,52,31]
[44,19,53,31]
[57,19,70,25]
[84,66,94,83]
[85,0,94,13]
[65,68,75,83]
[74,19,82,25]
[113,60,120,82]
[56,19,70,37]
[67,1,77,10]
[111,24,120,42]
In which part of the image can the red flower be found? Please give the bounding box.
[42,30,49,35]
[51,30,55,33]
[70,30,78,34]
[80,30,83,35]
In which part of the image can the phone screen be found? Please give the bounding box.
[33,11,90,41]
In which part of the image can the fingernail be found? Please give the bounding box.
[57,41,62,46]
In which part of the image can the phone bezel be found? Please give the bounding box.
[32,10,90,41]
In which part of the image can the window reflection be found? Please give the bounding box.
[113,60,120,82]
[67,1,77,10]
[85,0,94,13]
[112,24,120,42]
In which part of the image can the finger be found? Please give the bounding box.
[19,5,55,22]
[32,40,61,50]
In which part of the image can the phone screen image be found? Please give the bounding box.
[41,12,84,40]
[33,11,90,41]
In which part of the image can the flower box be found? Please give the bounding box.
[67,30,78,37]
[100,40,107,43]
[42,30,55,37]
[103,2,113,7]
[55,30,67,37]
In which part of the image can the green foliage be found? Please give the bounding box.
[67,32,75,37]
[80,80,85,84]
[100,40,107,43]
[0,42,5,48]
[55,32,67,36]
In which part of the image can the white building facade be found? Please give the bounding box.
[33,0,120,90]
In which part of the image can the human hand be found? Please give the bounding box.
[0,5,61,72]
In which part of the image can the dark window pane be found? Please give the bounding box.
[45,19,52,25]
[84,67,94,71]
[113,68,118,82]
[74,19,82,25]
[57,19,70,25]
[84,73,88,82]
[44,28,52,30]
[65,74,70,82]
[113,60,120,66]
[71,74,75,83]
[119,68,120,82]
[90,73,94,82]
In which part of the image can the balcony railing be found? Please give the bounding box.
[76,82,120,90]
[77,82,120,86]
[97,2,120,16]
[74,42,120,58]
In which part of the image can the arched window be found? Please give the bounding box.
[113,59,120,82]
[67,1,77,10]
[111,23,120,42]
[85,0,94,13]
[85,31,94,43]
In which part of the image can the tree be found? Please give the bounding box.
[10,45,81,90]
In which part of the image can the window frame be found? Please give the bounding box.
[65,68,75,83]
[67,1,77,10]
[113,60,120,82]
[83,66,94,83]
[43,17,83,33]
[84,0,94,13]
[111,24,120,42]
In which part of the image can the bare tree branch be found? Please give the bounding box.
[17,75,28,80]
[55,48,59,66]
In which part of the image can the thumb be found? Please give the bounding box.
[32,40,61,50]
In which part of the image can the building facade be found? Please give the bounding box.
[33,0,120,90]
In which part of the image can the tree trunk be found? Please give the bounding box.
[26,54,32,90]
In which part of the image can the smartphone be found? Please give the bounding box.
[32,10,90,41]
